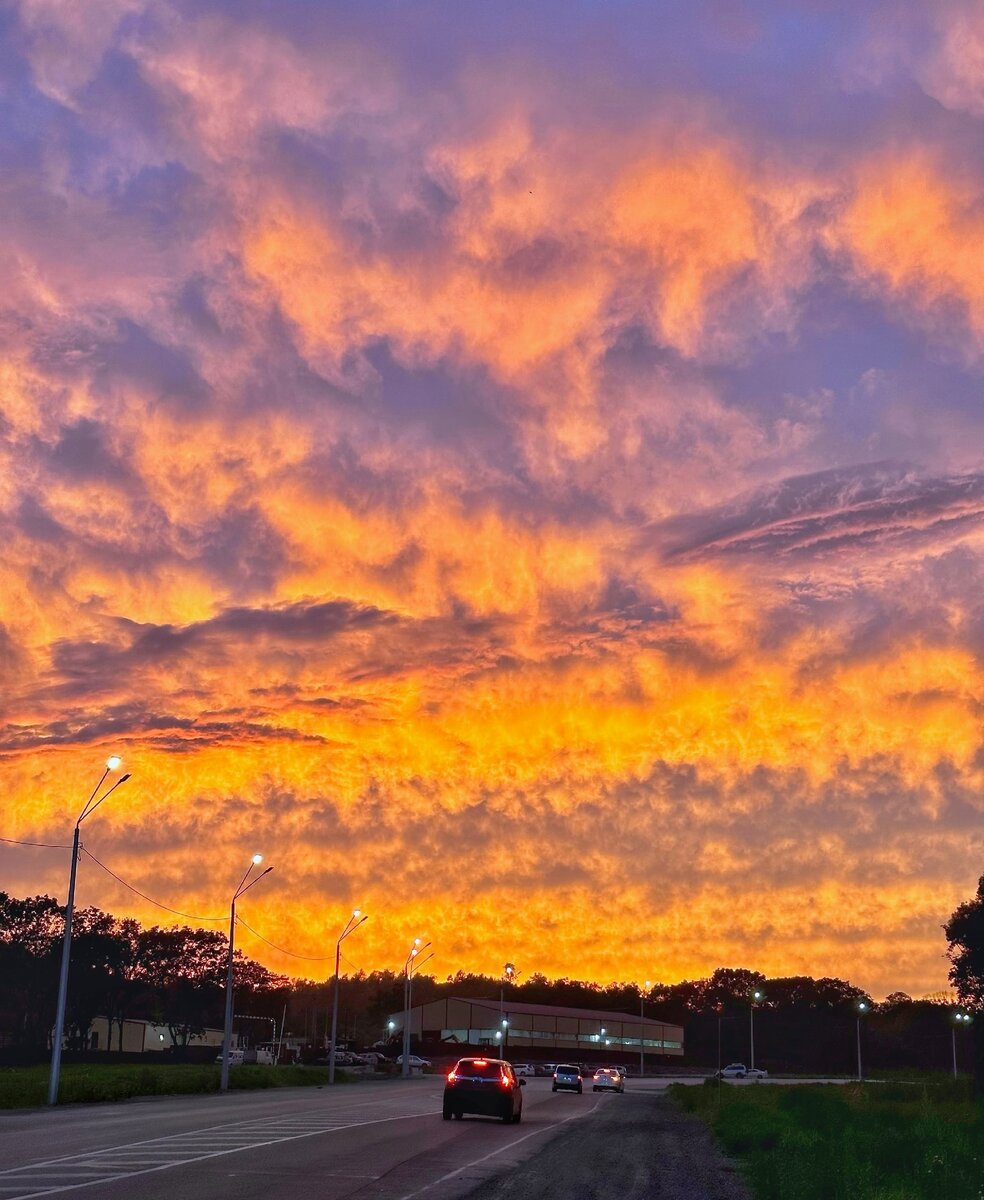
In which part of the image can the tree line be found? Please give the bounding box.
[2,875,981,1075]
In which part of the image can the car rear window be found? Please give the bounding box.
[456,1060,502,1077]
[556,1064,579,1072]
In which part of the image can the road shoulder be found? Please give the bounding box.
[459,1092,752,1200]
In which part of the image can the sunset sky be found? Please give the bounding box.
[2,0,984,999]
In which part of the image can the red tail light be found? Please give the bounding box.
[499,1072,511,1088]
[447,1071,457,1084]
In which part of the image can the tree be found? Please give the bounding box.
[134,926,228,1046]
[945,876,984,1006]
[0,893,64,1050]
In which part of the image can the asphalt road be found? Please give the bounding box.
[0,1078,607,1200]
[0,1074,841,1200]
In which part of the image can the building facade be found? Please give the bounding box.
[389,997,683,1058]
[86,1017,229,1053]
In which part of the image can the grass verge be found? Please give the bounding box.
[0,1063,344,1109]
[671,1079,984,1200]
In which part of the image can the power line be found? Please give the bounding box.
[235,913,334,961]
[81,847,226,923]
[0,835,71,849]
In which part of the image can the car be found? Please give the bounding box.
[745,1067,769,1079]
[511,1063,535,1077]
[357,1051,391,1066]
[396,1054,432,1069]
[443,1057,524,1123]
[214,1049,244,1066]
[592,1068,624,1093]
[552,1064,583,1094]
[716,1063,749,1078]
[535,1063,557,1077]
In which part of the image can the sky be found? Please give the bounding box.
[2,0,984,1000]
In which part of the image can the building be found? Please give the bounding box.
[86,1018,230,1053]
[389,997,683,1060]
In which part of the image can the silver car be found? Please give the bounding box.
[591,1068,624,1093]
[552,1064,583,1094]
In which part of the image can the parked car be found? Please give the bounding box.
[552,1064,583,1094]
[396,1054,432,1069]
[716,1063,749,1078]
[511,1063,535,1077]
[443,1057,524,1123]
[535,1063,557,1077]
[744,1067,769,1079]
[592,1068,624,1093]
[214,1050,245,1066]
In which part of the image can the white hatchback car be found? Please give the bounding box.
[591,1068,624,1093]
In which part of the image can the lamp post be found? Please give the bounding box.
[855,1000,869,1081]
[328,909,368,1084]
[639,979,652,1077]
[499,963,515,1059]
[749,989,764,1072]
[220,854,273,1092]
[48,756,130,1107]
[952,1010,973,1078]
[401,938,431,1077]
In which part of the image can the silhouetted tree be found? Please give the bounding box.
[945,875,984,1006]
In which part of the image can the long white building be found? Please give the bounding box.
[389,996,683,1059]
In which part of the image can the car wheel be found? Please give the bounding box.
[551,1085,557,1092]
[452,1111,463,1120]
[442,1109,452,1121]
[512,1108,522,1124]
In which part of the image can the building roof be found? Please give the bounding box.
[440,996,679,1028]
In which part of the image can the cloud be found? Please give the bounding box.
[2,0,984,998]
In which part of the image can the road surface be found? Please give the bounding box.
[0,1074,821,1200]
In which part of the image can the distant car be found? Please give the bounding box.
[396,1054,432,1069]
[511,1063,535,1076]
[552,1064,583,1094]
[535,1063,557,1076]
[443,1057,524,1123]
[717,1063,749,1078]
[214,1050,244,1066]
[358,1051,391,1066]
[592,1068,624,1093]
[745,1067,769,1079]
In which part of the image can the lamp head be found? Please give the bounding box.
[353,909,361,918]
[251,853,263,865]
[106,755,122,771]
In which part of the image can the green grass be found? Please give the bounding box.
[0,1063,345,1109]
[672,1079,984,1200]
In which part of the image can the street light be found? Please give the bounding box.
[329,909,368,1084]
[48,756,131,1106]
[952,1010,973,1078]
[855,1000,869,1081]
[220,854,273,1092]
[749,989,765,1072]
[639,979,652,1077]
[402,938,431,1077]
[499,963,516,1058]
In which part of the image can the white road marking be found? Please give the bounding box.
[396,1097,604,1200]
[0,1107,442,1199]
